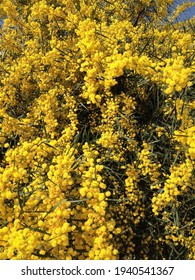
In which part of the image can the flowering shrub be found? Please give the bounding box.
[0,0,194,259]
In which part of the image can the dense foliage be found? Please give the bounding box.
[0,0,194,260]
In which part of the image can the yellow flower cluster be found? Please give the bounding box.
[174,125,195,160]
[125,164,145,225]
[163,56,192,94]
[138,142,161,183]
[0,0,194,260]
[168,1,195,23]
[152,158,193,215]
